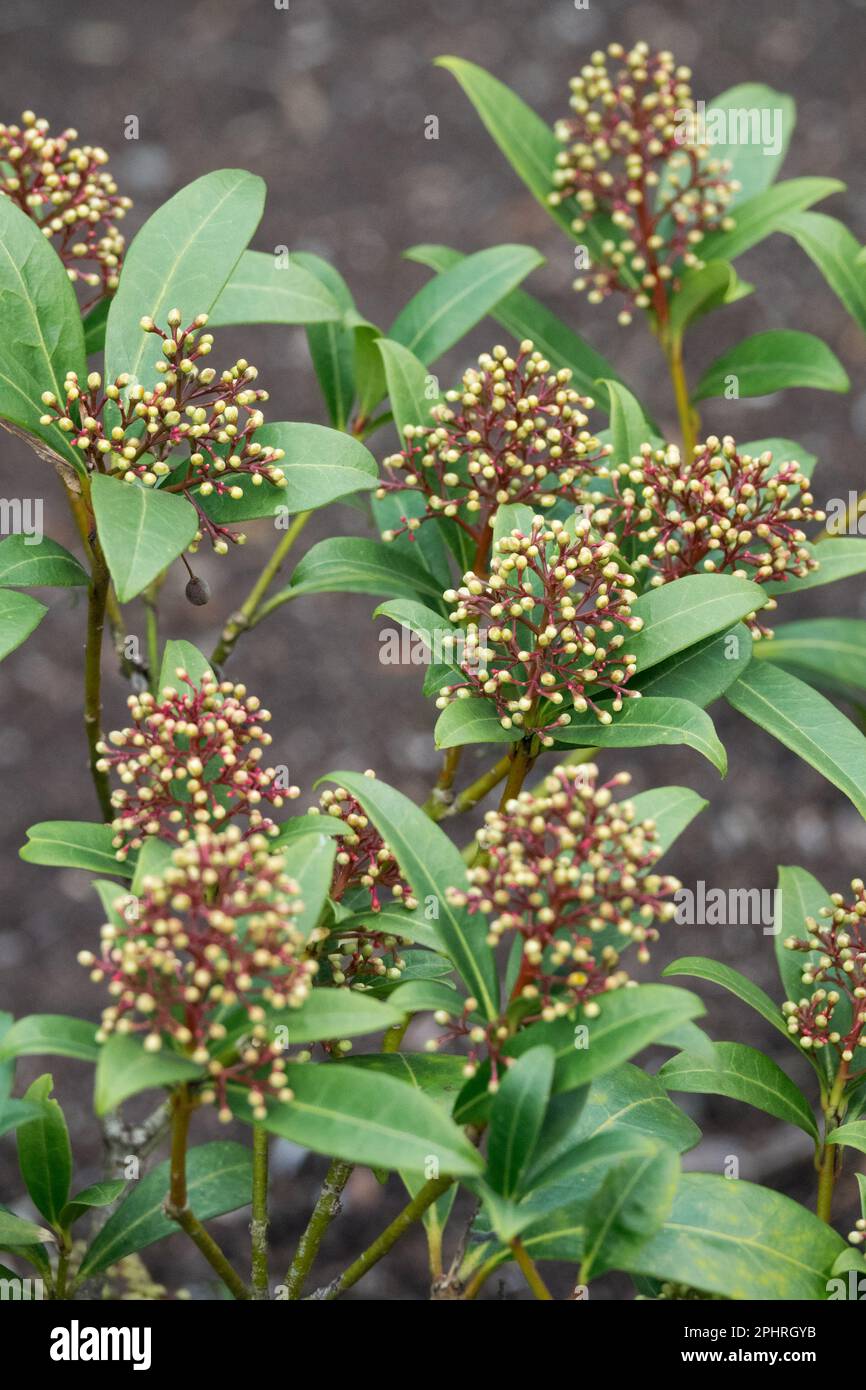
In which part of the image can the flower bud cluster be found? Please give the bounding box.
[549,43,735,323]
[97,668,297,859]
[310,771,415,912]
[0,110,131,304]
[438,515,642,739]
[378,341,608,552]
[782,879,866,1066]
[39,313,286,554]
[78,826,316,1119]
[451,763,679,1014]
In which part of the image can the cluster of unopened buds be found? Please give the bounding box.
[39,311,287,553]
[782,879,866,1067]
[96,668,297,860]
[78,826,317,1121]
[584,436,821,634]
[378,341,609,566]
[310,772,414,912]
[549,42,736,323]
[0,110,131,305]
[438,515,642,740]
[452,763,678,1018]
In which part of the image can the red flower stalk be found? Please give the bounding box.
[549,42,736,324]
[96,668,297,860]
[782,879,866,1067]
[79,826,316,1121]
[311,772,415,912]
[378,341,608,570]
[438,514,642,740]
[584,434,821,634]
[0,110,131,308]
[39,311,287,553]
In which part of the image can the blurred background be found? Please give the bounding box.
[1,0,866,1298]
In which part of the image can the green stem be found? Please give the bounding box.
[84,539,112,821]
[54,1238,71,1300]
[816,1061,850,1224]
[251,1125,270,1299]
[210,510,311,668]
[510,1237,553,1300]
[308,1175,455,1300]
[143,584,160,693]
[662,329,698,459]
[422,746,463,818]
[283,1158,354,1299]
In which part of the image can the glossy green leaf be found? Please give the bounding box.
[0,1098,44,1138]
[627,786,708,856]
[727,662,866,820]
[78,1141,252,1278]
[83,296,110,357]
[251,1061,482,1176]
[390,244,543,364]
[0,1211,54,1248]
[59,1180,127,1229]
[321,770,499,1019]
[826,1122,866,1155]
[283,536,445,606]
[742,436,818,479]
[210,249,342,326]
[779,210,866,334]
[377,336,440,437]
[699,84,796,203]
[753,618,866,703]
[0,588,46,660]
[603,379,650,467]
[257,989,403,1045]
[664,956,789,1040]
[668,261,738,339]
[556,696,727,775]
[487,1046,554,1198]
[17,1076,72,1226]
[385,980,460,1016]
[274,831,337,940]
[700,177,844,263]
[768,538,866,594]
[0,197,86,466]
[269,814,343,849]
[345,1052,466,1110]
[94,1035,203,1116]
[91,474,198,602]
[772,867,840,1055]
[693,330,849,401]
[106,169,265,387]
[292,253,356,429]
[634,624,752,708]
[660,1041,819,1141]
[0,536,87,588]
[434,698,522,750]
[0,1014,99,1064]
[20,821,129,877]
[580,1142,679,1281]
[628,575,766,673]
[157,639,213,696]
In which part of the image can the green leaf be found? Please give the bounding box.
[210,250,342,326]
[106,169,265,387]
[157,639,213,696]
[768,538,866,594]
[0,1098,44,1137]
[386,980,460,1016]
[664,956,789,1041]
[292,253,356,430]
[78,1142,252,1278]
[487,1046,555,1198]
[59,1180,127,1229]
[700,178,844,264]
[269,814,343,849]
[773,867,841,1052]
[404,244,620,401]
[251,989,404,1045]
[83,297,111,357]
[623,1172,844,1300]
[753,618,866,703]
[283,536,445,606]
[700,84,796,203]
[660,1042,819,1141]
[0,536,87,588]
[568,1065,700,1156]
[0,197,87,467]
[373,598,461,692]
[434,698,522,750]
[376,337,440,438]
[634,624,752,708]
[0,1014,99,1065]
[742,436,818,479]
[17,1076,72,1227]
[693,330,849,401]
[555,696,727,775]
[726,663,866,820]
[321,770,499,1019]
[580,1142,679,1281]
[779,210,866,334]
[250,1061,482,1176]
[91,474,198,602]
[197,421,377,522]
[0,1211,54,1249]
[603,380,650,467]
[668,261,739,339]
[20,821,129,877]
[390,244,544,364]
[0,588,46,660]
[345,1052,466,1110]
[628,574,766,673]
[93,1035,203,1116]
[275,831,337,940]
[627,786,708,856]
[826,1122,866,1155]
